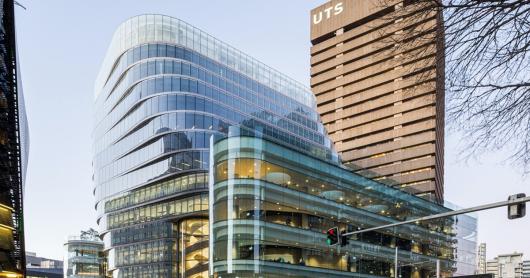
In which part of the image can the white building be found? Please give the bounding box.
[522,260,530,278]
[477,243,487,274]
[487,253,523,278]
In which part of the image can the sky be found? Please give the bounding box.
[15,0,529,261]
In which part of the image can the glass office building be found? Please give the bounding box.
[210,133,456,278]
[93,15,333,277]
[64,236,106,278]
[0,0,28,277]
[444,202,478,276]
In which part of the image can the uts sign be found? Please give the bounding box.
[312,2,344,25]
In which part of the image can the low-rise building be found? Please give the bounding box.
[63,236,105,278]
[25,252,63,278]
[487,253,523,278]
[522,260,530,278]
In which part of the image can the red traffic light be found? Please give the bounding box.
[326,227,339,246]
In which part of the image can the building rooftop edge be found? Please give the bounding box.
[94,14,315,108]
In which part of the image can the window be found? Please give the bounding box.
[176,95,185,111]
[182,63,191,76]
[185,114,194,129]
[140,45,148,60]
[181,79,189,92]
[185,95,195,111]
[168,95,177,111]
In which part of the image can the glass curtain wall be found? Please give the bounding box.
[64,238,106,278]
[0,1,27,277]
[210,135,457,278]
[93,15,332,277]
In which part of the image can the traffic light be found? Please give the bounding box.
[326,227,339,246]
[508,193,526,219]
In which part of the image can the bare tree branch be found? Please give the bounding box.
[377,0,530,173]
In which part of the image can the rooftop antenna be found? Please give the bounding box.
[14,1,26,10]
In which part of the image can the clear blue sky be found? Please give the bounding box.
[15,0,529,260]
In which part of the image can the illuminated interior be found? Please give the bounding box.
[180,218,209,278]
[211,136,457,278]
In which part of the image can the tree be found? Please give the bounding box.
[80,228,99,240]
[378,0,530,172]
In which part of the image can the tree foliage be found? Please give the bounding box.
[80,228,99,240]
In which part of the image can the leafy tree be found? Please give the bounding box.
[80,228,99,240]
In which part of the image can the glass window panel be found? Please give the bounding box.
[194,114,204,129]
[189,80,197,93]
[185,95,195,110]
[181,79,189,92]
[173,77,181,91]
[174,61,181,75]
[164,77,172,91]
[195,97,205,112]
[155,78,164,93]
[151,96,159,114]
[182,63,190,76]
[185,114,194,129]
[168,95,177,111]
[140,45,148,60]
[191,66,198,78]
[176,95,185,110]
[177,113,185,129]
[158,44,167,57]
[167,45,176,58]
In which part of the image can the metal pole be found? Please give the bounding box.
[436,259,440,278]
[395,246,398,278]
[342,195,530,237]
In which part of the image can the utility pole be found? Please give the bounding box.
[395,246,398,278]
[436,259,440,278]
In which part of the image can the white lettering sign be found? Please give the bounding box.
[313,2,344,25]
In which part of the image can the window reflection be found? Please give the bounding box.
[97,150,209,200]
[210,137,457,277]
[95,17,335,277]
[105,173,208,213]
[107,193,208,230]
[215,158,409,221]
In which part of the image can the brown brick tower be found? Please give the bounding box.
[310,0,445,203]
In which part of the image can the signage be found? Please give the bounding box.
[312,2,344,25]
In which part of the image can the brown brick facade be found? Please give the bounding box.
[310,0,444,203]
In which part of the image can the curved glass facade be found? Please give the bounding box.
[211,136,457,278]
[444,202,477,276]
[64,237,106,278]
[93,15,333,277]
